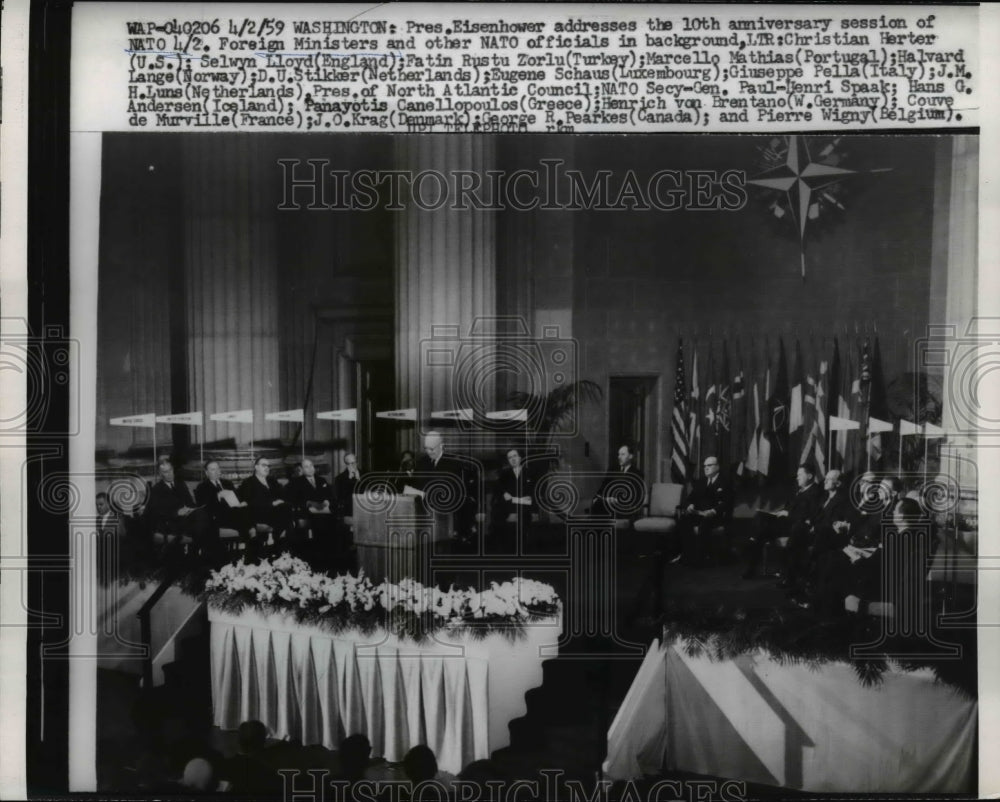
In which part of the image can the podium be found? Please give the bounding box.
[351,494,452,583]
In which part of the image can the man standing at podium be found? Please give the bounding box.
[413,431,478,543]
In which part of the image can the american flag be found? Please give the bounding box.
[671,339,689,483]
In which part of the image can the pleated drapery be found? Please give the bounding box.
[603,641,977,793]
[394,136,498,423]
[182,137,281,446]
[210,608,561,775]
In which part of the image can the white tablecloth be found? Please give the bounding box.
[209,609,561,774]
[604,639,976,793]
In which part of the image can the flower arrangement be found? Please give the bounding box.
[202,553,561,642]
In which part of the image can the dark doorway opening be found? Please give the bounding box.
[608,376,658,479]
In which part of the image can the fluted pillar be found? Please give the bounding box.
[182,137,281,447]
[929,136,978,489]
[394,136,497,429]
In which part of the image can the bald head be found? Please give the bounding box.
[182,758,215,791]
[423,432,443,461]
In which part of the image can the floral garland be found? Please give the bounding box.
[202,553,561,643]
[658,600,976,699]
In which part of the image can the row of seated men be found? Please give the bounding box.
[110,454,364,559]
[747,465,940,617]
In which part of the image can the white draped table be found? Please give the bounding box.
[210,608,561,774]
[604,639,976,793]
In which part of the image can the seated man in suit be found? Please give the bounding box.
[195,460,253,541]
[675,455,733,567]
[807,497,922,617]
[490,447,535,547]
[743,464,821,579]
[592,444,645,519]
[287,459,336,542]
[412,431,479,543]
[238,456,294,542]
[781,468,850,592]
[147,456,214,555]
[332,453,362,518]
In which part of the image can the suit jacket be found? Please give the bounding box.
[415,452,478,508]
[686,474,733,521]
[288,475,333,512]
[786,482,823,534]
[809,489,852,550]
[493,466,536,517]
[97,510,119,538]
[333,470,360,515]
[194,477,239,522]
[147,479,197,533]
[594,464,645,517]
[238,475,286,518]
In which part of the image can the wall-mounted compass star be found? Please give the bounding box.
[747,136,891,279]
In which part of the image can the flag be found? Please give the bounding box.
[211,409,254,424]
[899,419,921,436]
[486,409,528,421]
[155,411,204,426]
[788,340,805,473]
[765,339,789,482]
[110,413,155,428]
[849,340,867,474]
[827,339,842,468]
[265,409,305,422]
[717,342,732,470]
[317,408,358,421]
[756,342,772,479]
[671,340,690,484]
[835,342,854,468]
[730,361,747,474]
[688,347,701,466]
[868,416,893,433]
[376,408,417,421]
[702,343,718,460]
[745,366,761,476]
[431,408,474,421]
[923,422,945,438]
[799,351,828,476]
[829,415,860,431]
[868,337,889,466]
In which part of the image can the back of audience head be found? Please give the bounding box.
[338,734,371,781]
[237,720,268,754]
[181,757,217,792]
[458,759,507,784]
[403,744,438,783]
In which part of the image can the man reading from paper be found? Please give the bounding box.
[407,431,478,543]
[148,456,214,555]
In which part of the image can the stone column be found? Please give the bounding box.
[928,136,978,490]
[182,137,281,448]
[394,136,497,430]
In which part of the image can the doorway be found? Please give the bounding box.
[608,376,658,479]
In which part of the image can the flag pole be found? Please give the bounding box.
[152,425,157,469]
[864,372,872,473]
[897,429,904,478]
[199,424,204,466]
